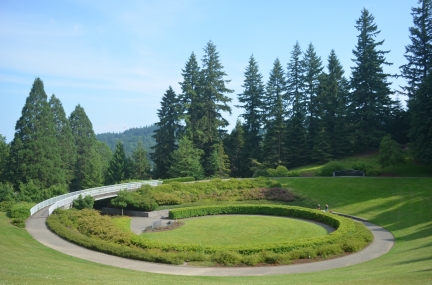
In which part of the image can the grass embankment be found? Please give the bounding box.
[143,215,328,246]
[291,150,432,177]
[1,177,431,284]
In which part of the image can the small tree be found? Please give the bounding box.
[110,190,131,215]
[73,194,94,210]
[378,135,406,174]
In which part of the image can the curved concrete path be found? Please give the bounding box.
[26,207,395,276]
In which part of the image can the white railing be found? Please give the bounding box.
[29,180,162,216]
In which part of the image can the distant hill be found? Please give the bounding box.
[96,125,157,157]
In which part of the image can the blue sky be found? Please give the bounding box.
[0,0,415,142]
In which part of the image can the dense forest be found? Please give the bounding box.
[96,125,157,156]
[0,4,431,203]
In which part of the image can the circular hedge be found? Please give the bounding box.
[47,205,373,266]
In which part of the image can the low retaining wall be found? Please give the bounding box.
[101,207,170,218]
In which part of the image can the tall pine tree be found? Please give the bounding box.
[224,120,246,177]
[302,43,324,158]
[285,43,307,167]
[400,0,432,98]
[198,41,233,176]
[49,95,77,186]
[151,86,182,179]
[262,58,287,166]
[130,141,151,179]
[105,141,127,184]
[168,137,204,179]
[237,55,266,166]
[69,104,101,190]
[6,78,65,190]
[350,8,393,150]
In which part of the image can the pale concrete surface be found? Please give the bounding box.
[26,207,395,276]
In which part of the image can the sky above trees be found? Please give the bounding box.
[0,0,414,142]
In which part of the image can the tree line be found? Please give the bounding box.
[0,79,152,202]
[0,4,431,202]
[151,5,432,179]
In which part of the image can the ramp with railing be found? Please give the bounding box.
[29,180,162,216]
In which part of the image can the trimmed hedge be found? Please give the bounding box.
[47,205,373,266]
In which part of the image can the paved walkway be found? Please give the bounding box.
[26,207,395,276]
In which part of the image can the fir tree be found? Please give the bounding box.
[302,43,323,157]
[285,43,307,166]
[151,87,182,179]
[179,52,202,141]
[6,78,65,189]
[400,0,432,98]
[408,71,432,163]
[350,8,393,150]
[96,141,112,179]
[224,120,246,177]
[0,135,9,182]
[237,55,266,164]
[105,141,127,185]
[69,104,101,190]
[198,41,233,176]
[130,141,151,179]
[210,141,231,178]
[262,58,287,166]
[49,95,77,185]
[168,137,204,180]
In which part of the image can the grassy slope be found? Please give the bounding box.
[0,178,431,284]
[143,215,327,246]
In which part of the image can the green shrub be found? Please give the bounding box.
[211,251,242,266]
[319,161,345,176]
[73,195,95,210]
[9,202,34,220]
[267,166,290,177]
[0,200,16,212]
[163,177,195,184]
[366,168,380,176]
[11,218,26,228]
[253,169,269,177]
[242,253,263,266]
[351,161,373,173]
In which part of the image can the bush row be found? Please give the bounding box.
[319,160,380,176]
[162,177,195,184]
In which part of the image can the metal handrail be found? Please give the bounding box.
[29,180,162,216]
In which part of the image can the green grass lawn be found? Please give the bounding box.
[1,177,431,284]
[143,215,328,246]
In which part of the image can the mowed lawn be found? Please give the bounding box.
[0,177,431,284]
[143,215,328,246]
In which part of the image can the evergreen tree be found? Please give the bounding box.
[237,55,266,164]
[285,43,307,166]
[96,141,112,179]
[350,8,393,150]
[69,104,100,190]
[169,137,204,179]
[224,120,246,177]
[314,50,352,161]
[210,141,231,178]
[388,97,410,144]
[130,141,151,179]
[81,146,103,189]
[179,52,202,141]
[302,43,324,157]
[150,86,182,179]
[408,72,432,163]
[400,0,432,98]
[105,141,127,185]
[49,95,77,185]
[6,78,65,189]
[198,41,233,176]
[262,59,287,166]
[378,135,406,174]
[0,135,9,182]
